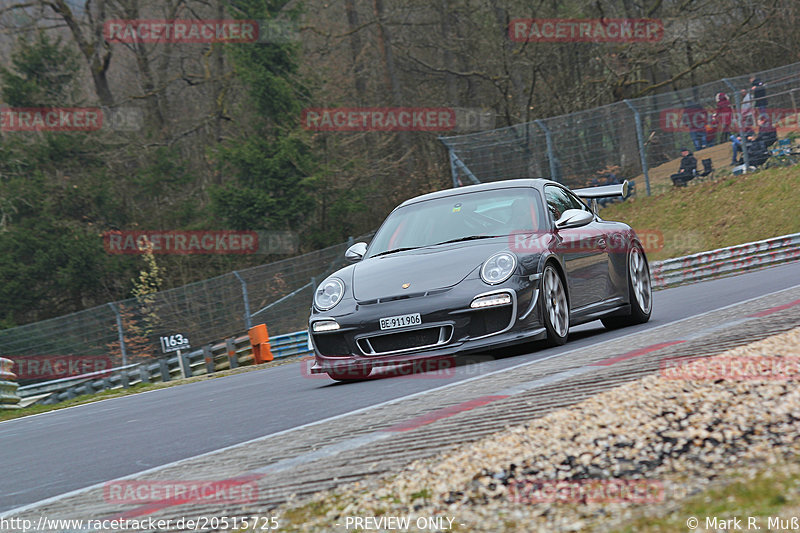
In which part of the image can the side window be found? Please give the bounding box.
[564,189,591,212]
[545,186,589,221]
[544,186,572,221]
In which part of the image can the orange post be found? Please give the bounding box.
[248,324,274,363]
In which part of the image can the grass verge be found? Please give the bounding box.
[601,165,800,261]
[613,460,800,532]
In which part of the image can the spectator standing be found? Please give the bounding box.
[714,92,733,143]
[684,101,707,151]
[740,88,755,129]
[751,77,767,115]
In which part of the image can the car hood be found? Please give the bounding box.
[353,241,507,301]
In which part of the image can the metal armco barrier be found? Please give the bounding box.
[650,232,800,288]
[17,330,312,405]
[0,357,21,409]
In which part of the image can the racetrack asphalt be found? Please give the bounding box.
[1,260,799,514]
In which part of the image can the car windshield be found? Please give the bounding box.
[367,187,544,258]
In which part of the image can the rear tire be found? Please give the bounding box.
[542,264,569,346]
[326,364,372,382]
[602,244,652,329]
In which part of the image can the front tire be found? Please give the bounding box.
[602,244,652,329]
[542,264,569,346]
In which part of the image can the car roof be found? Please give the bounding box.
[398,178,557,207]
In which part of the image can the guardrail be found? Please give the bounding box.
[650,232,800,288]
[14,232,800,406]
[18,330,312,405]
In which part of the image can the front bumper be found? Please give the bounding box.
[308,276,544,373]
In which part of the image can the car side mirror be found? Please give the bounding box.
[345,242,368,263]
[555,209,594,230]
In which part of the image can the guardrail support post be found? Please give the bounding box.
[139,366,150,384]
[177,350,191,379]
[226,338,238,369]
[203,345,215,374]
[534,120,559,183]
[624,100,651,196]
[158,359,171,382]
[120,371,130,389]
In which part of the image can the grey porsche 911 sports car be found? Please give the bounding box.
[308,178,652,381]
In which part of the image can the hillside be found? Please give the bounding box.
[601,165,800,261]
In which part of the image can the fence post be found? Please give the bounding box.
[534,120,559,182]
[440,141,481,185]
[723,78,750,170]
[109,302,128,367]
[447,146,461,187]
[624,100,651,196]
[233,271,252,330]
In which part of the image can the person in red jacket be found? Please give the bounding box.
[714,92,733,145]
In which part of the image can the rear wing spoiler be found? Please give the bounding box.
[572,181,631,215]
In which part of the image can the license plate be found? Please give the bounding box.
[379,313,422,330]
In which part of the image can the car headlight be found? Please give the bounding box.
[314,277,345,311]
[480,252,517,285]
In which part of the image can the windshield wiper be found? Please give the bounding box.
[372,236,501,257]
[433,235,502,246]
[371,246,421,258]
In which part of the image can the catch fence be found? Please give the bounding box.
[440,62,800,194]
[0,236,369,377]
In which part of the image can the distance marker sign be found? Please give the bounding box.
[159,334,190,353]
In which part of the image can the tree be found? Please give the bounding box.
[210,0,316,233]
